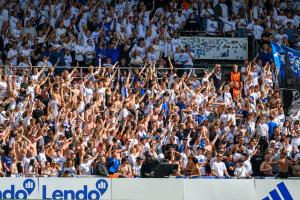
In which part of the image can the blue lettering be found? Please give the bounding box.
[87,190,100,200]
[2,185,14,199]
[52,190,63,200]
[15,190,27,199]
[0,186,28,200]
[63,190,75,200]
[75,185,87,200]
[41,182,106,200]
[42,185,51,200]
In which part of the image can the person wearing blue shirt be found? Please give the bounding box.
[267,116,278,140]
[197,107,208,125]
[179,138,189,153]
[107,151,120,174]
[2,149,14,174]
[259,44,273,65]
[161,97,169,117]
[197,114,208,125]
[106,42,119,64]
[95,44,107,65]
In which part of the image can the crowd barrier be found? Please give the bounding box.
[0,65,206,80]
[0,178,299,200]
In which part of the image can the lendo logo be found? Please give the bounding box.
[42,179,108,200]
[0,179,35,199]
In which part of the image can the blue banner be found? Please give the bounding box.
[271,42,286,73]
[271,42,300,78]
[282,45,300,78]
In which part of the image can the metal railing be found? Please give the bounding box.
[1,65,207,80]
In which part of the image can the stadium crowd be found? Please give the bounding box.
[0,0,299,178]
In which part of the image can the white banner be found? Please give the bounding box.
[180,37,248,60]
[184,179,255,200]
[39,178,111,200]
[0,178,300,200]
[255,179,300,200]
[0,178,39,200]
[111,178,184,200]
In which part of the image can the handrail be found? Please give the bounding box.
[0,65,206,79]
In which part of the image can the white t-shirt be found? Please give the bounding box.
[291,137,300,152]
[256,124,269,137]
[182,52,194,66]
[207,19,218,35]
[234,165,247,177]
[7,49,18,66]
[75,45,85,61]
[276,114,285,128]
[249,24,264,40]
[275,33,288,44]
[220,3,228,19]
[79,160,93,175]
[38,152,47,165]
[250,71,259,85]
[84,87,94,104]
[0,81,7,99]
[212,161,227,176]
[171,38,181,53]
[85,46,94,59]
[175,14,186,26]
[232,0,242,15]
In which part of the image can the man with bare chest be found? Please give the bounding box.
[277,152,291,178]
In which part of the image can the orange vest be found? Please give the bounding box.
[230,72,241,84]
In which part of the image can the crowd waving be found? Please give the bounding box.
[0,0,299,178]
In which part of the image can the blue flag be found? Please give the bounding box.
[271,42,300,79]
[271,42,286,78]
[282,45,300,78]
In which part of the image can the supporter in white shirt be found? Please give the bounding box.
[75,39,85,64]
[293,11,300,28]
[7,43,19,66]
[291,131,300,153]
[207,16,218,36]
[175,10,186,27]
[182,45,194,67]
[11,22,22,39]
[247,20,264,40]
[234,160,248,178]
[171,32,181,53]
[212,154,230,177]
[219,16,236,35]
[79,154,98,175]
[275,10,288,25]
[84,40,95,65]
[232,0,242,15]
[256,117,269,139]
[19,43,32,62]
[275,28,288,44]
[0,80,7,100]
[116,0,126,16]
[220,0,229,20]
[173,47,184,65]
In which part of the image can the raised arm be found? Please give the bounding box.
[37,60,47,78]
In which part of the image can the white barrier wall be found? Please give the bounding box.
[184,179,255,200]
[0,178,299,200]
[111,179,184,200]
